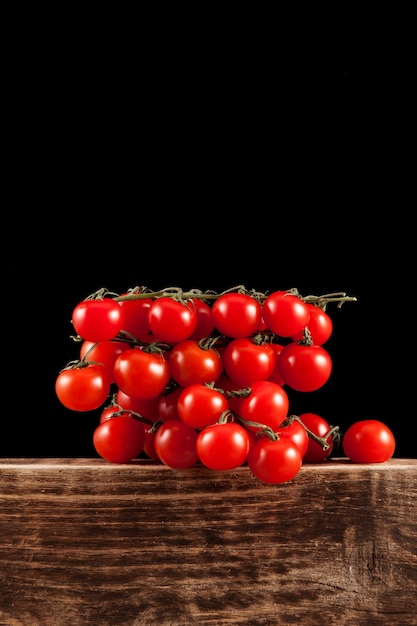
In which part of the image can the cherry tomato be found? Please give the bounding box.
[237,380,289,433]
[72,298,124,342]
[153,420,199,469]
[342,419,396,463]
[168,339,223,386]
[116,389,160,421]
[177,384,229,430]
[157,386,184,421]
[188,299,216,340]
[222,338,276,386]
[197,422,250,470]
[212,293,262,338]
[118,296,157,342]
[267,343,286,386]
[143,427,160,460]
[114,348,170,399]
[147,297,197,344]
[261,291,310,337]
[277,418,309,457]
[277,342,332,392]
[55,364,111,412]
[247,437,302,484]
[80,339,130,384]
[299,413,335,463]
[93,415,146,463]
[291,303,333,345]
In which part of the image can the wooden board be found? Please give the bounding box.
[1,458,416,625]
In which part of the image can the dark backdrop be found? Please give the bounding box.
[4,35,413,459]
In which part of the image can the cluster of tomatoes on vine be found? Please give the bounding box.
[55,285,396,484]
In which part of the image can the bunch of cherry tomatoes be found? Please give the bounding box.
[55,285,396,483]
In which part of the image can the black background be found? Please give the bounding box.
[4,27,414,459]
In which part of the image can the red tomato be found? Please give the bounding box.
[248,437,302,484]
[114,348,170,399]
[147,297,197,343]
[168,339,223,386]
[72,298,124,342]
[261,291,310,337]
[291,303,333,345]
[93,415,145,463]
[143,427,161,460]
[188,299,216,340]
[299,413,335,463]
[276,342,332,392]
[116,389,160,421]
[118,296,157,342]
[153,420,199,469]
[267,343,286,386]
[55,364,111,412]
[212,293,262,338]
[342,420,396,463]
[80,339,130,383]
[197,422,250,470]
[237,380,289,433]
[157,386,184,421]
[177,384,229,430]
[277,418,309,457]
[223,338,276,386]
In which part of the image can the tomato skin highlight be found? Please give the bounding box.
[342,420,396,463]
[197,422,250,470]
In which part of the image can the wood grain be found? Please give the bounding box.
[1,458,416,626]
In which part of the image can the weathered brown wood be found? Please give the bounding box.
[1,458,416,626]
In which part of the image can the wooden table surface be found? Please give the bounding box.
[1,458,416,626]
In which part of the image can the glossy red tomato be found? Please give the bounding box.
[247,437,302,484]
[177,384,229,429]
[188,299,216,340]
[277,418,309,457]
[93,415,146,463]
[291,303,333,345]
[168,339,223,386]
[116,389,160,421]
[196,422,250,470]
[157,386,184,421]
[267,343,286,386]
[153,420,199,469]
[114,348,170,399]
[342,420,395,463]
[80,339,130,384]
[147,297,197,343]
[117,296,157,342]
[222,338,276,386]
[212,293,262,338]
[55,364,111,412]
[299,413,335,463]
[237,380,289,433]
[261,291,310,337]
[276,342,332,392]
[72,298,124,342]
